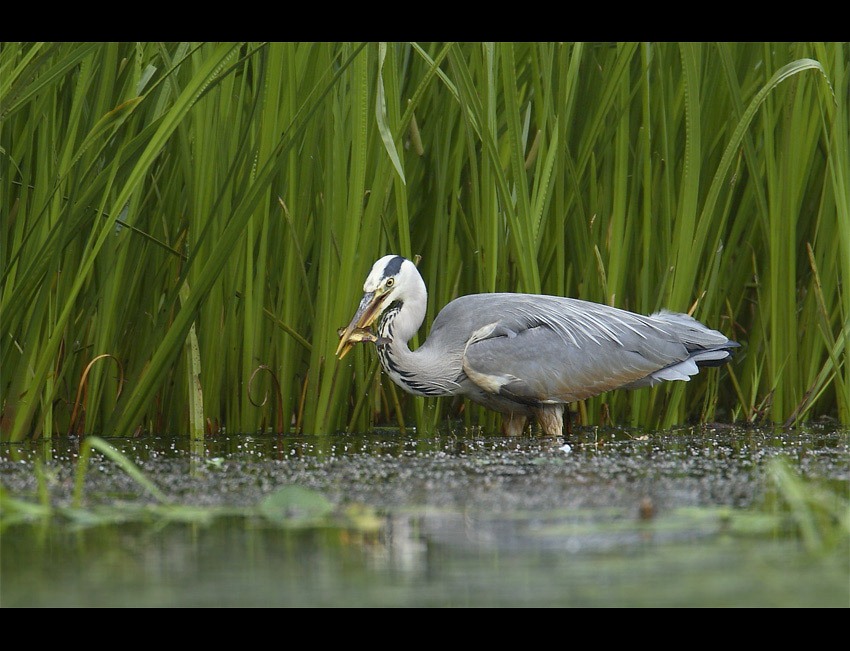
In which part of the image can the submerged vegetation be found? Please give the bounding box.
[1,42,848,439]
[2,434,847,562]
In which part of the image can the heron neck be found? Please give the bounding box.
[379,296,425,346]
[374,288,456,397]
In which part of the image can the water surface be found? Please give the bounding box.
[2,425,847,607]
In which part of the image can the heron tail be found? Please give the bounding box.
[623,310,740,389]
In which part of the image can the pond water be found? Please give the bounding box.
[1,425,848,607]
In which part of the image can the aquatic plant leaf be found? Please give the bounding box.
[259,486,334,523]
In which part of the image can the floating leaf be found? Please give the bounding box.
[259,486,334,523]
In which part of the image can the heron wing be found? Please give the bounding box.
[452,294,731,404]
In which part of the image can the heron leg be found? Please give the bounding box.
[502,413,527,437]
[532,404,564,437]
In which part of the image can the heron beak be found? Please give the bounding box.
[335,291,387,359]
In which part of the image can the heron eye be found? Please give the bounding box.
[386,278,394,288]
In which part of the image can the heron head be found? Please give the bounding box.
[336,255,423,359]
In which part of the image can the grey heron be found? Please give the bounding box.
[336,255,739,436]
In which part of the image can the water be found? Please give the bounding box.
[2,426,848,607]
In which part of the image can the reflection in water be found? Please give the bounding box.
[3,509,847,607]
[1,427,848,606]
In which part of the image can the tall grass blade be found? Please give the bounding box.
[3,43,847,438]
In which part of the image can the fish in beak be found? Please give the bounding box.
[335,291,388,359]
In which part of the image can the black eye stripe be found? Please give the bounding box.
[381,255,404,279]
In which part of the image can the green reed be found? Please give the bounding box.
[2,42,848,440]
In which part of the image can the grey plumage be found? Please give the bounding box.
[336,256,739,436]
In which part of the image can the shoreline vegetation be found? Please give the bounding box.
[2,42,848,440]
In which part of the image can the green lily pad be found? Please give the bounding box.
[259,486,334,523]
